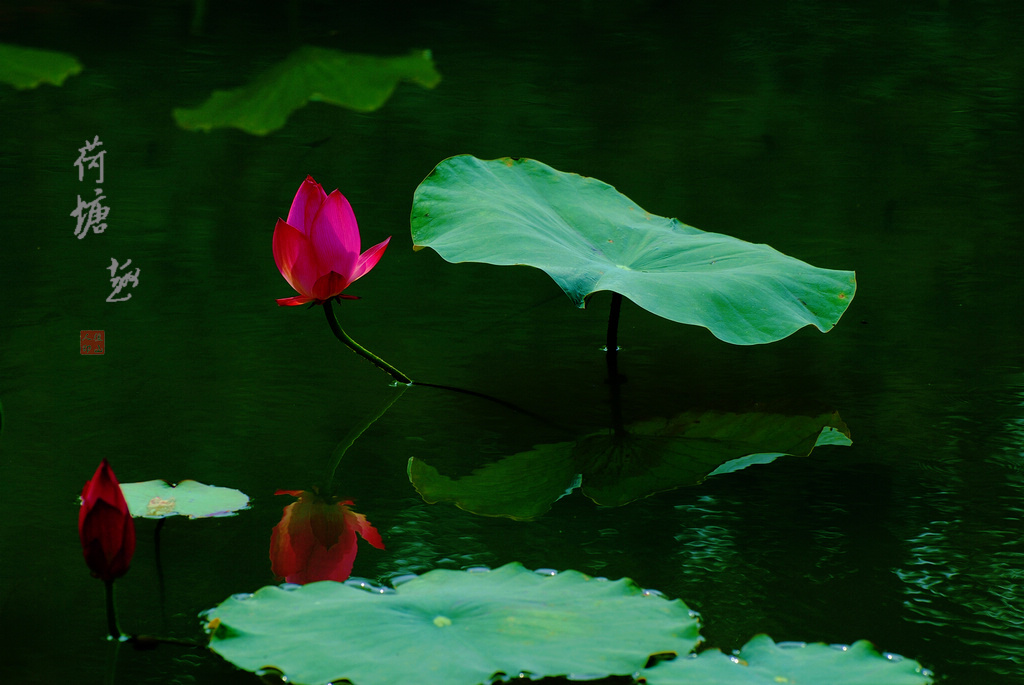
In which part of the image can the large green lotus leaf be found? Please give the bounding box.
[409,410,849,518]
[642,634,933,685]
[174,47,441,135]
[411,156,856,345]
[207,562,701,685]
[120,479,250,519]
[0,42,81,89]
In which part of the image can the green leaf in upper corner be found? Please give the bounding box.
[641,634,933,685]
[120,479,250,519]
[173,47,441,135]
[0,43,82,89]
[411,156,856,345]
[206,562,701,685]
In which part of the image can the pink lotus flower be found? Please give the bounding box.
[272,176,391,306]
[269,488,385,583]
[79,459,136,582]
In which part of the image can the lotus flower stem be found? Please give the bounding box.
[324,301,413,385]
[103,579,121,641]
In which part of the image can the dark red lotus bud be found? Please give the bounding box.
[79,459,136,582]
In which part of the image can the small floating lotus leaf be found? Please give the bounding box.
[0,42,81,89]
[206,562,700,685]
[174,47,441,135]
[119,480,250,519]
[410,410,850,519]
[411,156,856,345]
[642,634,933,685]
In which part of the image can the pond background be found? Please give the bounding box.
[2,0,1022,683]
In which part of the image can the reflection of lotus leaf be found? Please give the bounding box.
[642,634,933,685]
[120,480,250,519]
[409,441,578,520]
[409,410,850,519]
[206,562,701,685]
[174,47,441,135]
[579,410,851,506]
[411,156,856,345]
[0,42,82,89]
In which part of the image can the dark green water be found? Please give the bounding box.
[2,1,1022,683]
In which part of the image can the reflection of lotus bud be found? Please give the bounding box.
[79,460,136,582]
[269,488,385,583]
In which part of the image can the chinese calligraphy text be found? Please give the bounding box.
[107,258,140,303]
[70,135,108,240]
[71,189,109,240]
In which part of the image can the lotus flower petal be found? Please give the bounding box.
[310,190,361,275]
[272,177,390,305]
[286,176,328,234]
[269,489,384,584]
[344,507,385,550]
[310,271,351,302]
[272,219,319,297]
[352,237,391,281]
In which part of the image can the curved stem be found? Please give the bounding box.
[323,300,565,430]
[324,301,412,385]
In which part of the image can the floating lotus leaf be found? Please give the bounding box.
[410,410,849,519]
[0,42,81,89]
[119,479,250,519]
[206,563,700,685]
[642,634,933,685]
[411,156,856,345]
[174,47,441,135]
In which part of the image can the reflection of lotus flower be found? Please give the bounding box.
[79,459,136,582]
[270,488,385,583]
[273,175,391,306]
